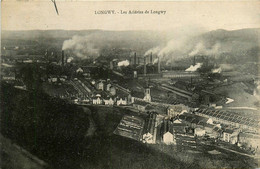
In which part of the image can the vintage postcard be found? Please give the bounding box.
[1,0,260,168]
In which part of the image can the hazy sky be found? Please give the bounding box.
[2,1,260,31]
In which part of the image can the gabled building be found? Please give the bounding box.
[172,119,187,134]
[109,86,116,96]
[106,83,112,91]
[143,87,152,102]
[116,90,129,106]
[76,67,83,73]
[222,128,239,144]
[167,104,190,118]
[162,120,175,145]
[92,94,103,105]
[96,81,104,91]
[116,98,127,106]
[194,128,206,137]
[104,97,115,106]
[106,83,116,96]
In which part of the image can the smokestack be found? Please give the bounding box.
[193,56,196,66]
[134,52,137,66]
[61,50,64,66]
[150,52,153,64]
[158,56,161,74]
[144,57,147,76]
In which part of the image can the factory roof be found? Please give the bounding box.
[114,115,144,141]
[143,113,157,135]
[196,108,259,128]
[162,120,174,134]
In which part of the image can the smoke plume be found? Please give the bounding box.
[144,37,191,61]
[153,58,159,64]
[212,67,222,73]
[189,41,221,57]
[185,63,203,72]
[67,57,74,63]
[118,60,130,67]
[62,35,99,59]
[144,47,161,56]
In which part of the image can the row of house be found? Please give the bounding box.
[179,113,238,142]
[132,98,189,118]
[178,112,260,153]
[92,94,128,106]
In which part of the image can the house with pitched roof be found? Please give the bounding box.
[161,120,176,144]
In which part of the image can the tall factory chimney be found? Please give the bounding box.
[134,52,137,66]
[150,52,153,64]
[193,56,196,66]
[158,56,161,74]
[61,50,64,66]
[144,57,147,76]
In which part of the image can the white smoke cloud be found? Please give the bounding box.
[144,47,161,56]
[62,35,99,59]
[143,26,205,63]
[67,57,74,63]
[118,60,130,67]
[144,37,191,61]
[212,67,222,73]
[153,58,159,64]
[185,63,203,72]
[189,41,221,57]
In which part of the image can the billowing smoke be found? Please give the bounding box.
[212,67,222,73]
[144,47,160,56]
[144,37,191,61]
[185,63,203,72]
[67,57,74,63]
[118,60,130,67]
[143,27,205,62]
[62,35,99,59]
[189,42,221,57]
[153,58,159,64]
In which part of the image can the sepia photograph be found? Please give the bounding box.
[1,1,260,168]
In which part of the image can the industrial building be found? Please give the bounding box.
[195,108,259,132]
[161,119,176,145]
[114,115,145,141]
[142,113,157,144]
